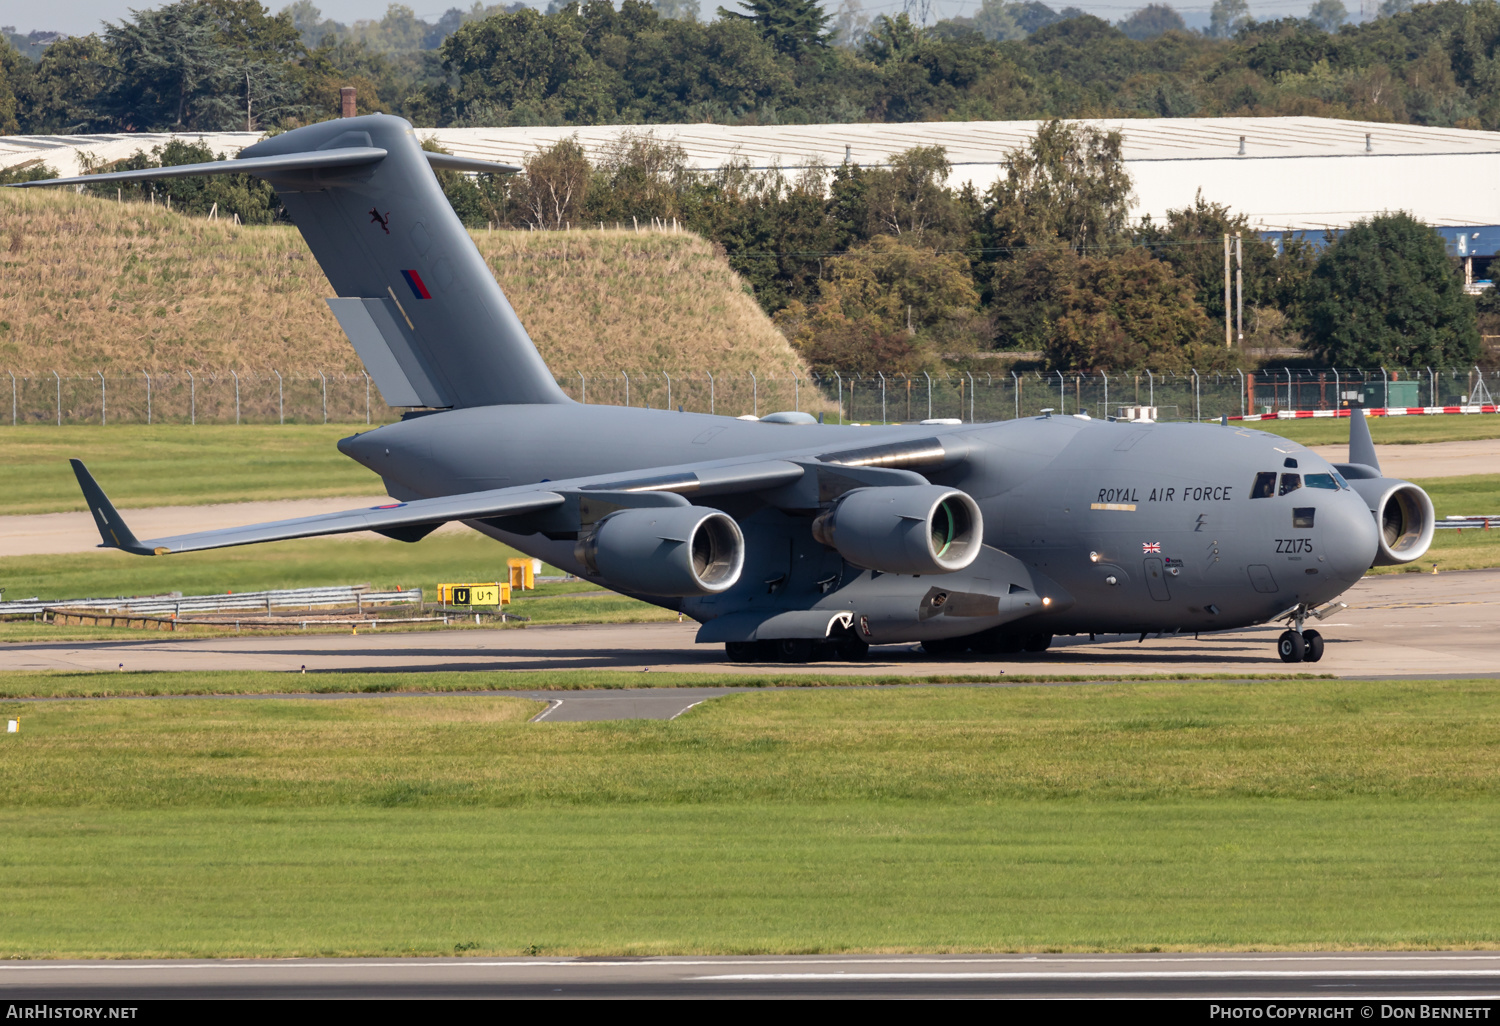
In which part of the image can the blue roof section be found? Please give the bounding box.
[1262,225,1500,257]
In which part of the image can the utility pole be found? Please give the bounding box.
[1235,232,1244,347]
[1224,233,1232,348]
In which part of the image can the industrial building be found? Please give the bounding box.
[5,115,1499,283]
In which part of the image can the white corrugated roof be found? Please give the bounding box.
[4,116,1498,230]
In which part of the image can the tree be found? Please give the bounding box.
[861,145,965,239]
[775,235,979,373]
[1209,0,1249,39]
[716,0,830,57]
[18,35,114,133]
[587,130,692,222]
[1044,248,1220,372]
[1378,0,1413,16]
[512,136,592,229]
[983,119,1132,254]
[99,0,308,131]
[1137,191,1309,330]
[1307,0,1346,32]
[1117,4,1185,40]
[1303,212,1480,369]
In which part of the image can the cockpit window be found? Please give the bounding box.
[1251,472,1277,499]
[1305,473,1339,490]
[1279,473,1302,496]
[1330,469,1351,490]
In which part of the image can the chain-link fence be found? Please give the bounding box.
[2,366,1494,426]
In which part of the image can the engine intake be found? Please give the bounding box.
[1350,478,1435,566]
[811,485,982,575]
[575,506,744,596]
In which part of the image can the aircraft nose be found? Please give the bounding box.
[1320,490,1380,582]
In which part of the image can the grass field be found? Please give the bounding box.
[1247,413,1500,446]
[0,669,1328,699]
[0,679,1497,955]
[0,424,382,515]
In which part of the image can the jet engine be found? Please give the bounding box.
[1346,476,1435,566]
[575,506,745,596]
[810,485,983,575]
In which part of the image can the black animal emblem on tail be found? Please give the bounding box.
[369,208,391,234]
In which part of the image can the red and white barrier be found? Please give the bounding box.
[1230,405,1499,422]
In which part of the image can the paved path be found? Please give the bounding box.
[1309,438,1500,480]
[3,952,1499,999]
[0,495,471,557]
[2,569,1496,681]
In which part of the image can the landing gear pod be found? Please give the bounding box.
[576,507,745,596]
[1350,479,1436,566]
[811,486,983,575]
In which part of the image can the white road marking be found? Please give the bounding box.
[693,970,1500,982]
[669,700,706,720]
[530,699,562,722]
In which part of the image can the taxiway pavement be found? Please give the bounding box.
[3,952,1499,999]
[1,567,1496,681]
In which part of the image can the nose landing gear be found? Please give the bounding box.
[1275,601,1339,663]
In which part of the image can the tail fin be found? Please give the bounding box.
[1349,406,1380,473]
[14,115,568,410]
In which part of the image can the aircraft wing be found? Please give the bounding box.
[70,459,566,556]
[69,456,816,557]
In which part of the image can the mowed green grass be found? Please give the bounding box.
[1248,413,1500,446]
[0,679,1498,955]
[0,531,676,633]
[0,424,384,515]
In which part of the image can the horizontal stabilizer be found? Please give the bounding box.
[423,152,521,175]
[5,147,388,189]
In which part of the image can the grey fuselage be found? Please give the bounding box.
[340,403,1380,643]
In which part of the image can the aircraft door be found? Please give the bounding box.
[1143,557,1171,601]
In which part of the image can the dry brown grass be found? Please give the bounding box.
[0,190,812,383]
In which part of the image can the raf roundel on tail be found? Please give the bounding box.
[13,115,1434,664]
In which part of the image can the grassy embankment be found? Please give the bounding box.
[0,678,1497,955]
[0,188,814,404]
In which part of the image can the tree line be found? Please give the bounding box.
[10,0,1500,133]
[48,120,1480,375]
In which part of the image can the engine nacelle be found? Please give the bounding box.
[1349,477,1435,566]
[811,485,983,575]
[575,506,744,596]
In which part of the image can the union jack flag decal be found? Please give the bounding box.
[1142,542,1162,553]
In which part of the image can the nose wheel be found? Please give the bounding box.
[1277,628,1324,663]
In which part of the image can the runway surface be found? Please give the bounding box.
[4,952,1500,999]
[1308,438,1500,479]
[2,568,1496,682]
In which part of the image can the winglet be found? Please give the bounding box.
[69,460,156,555]
[1348,407,1380,473]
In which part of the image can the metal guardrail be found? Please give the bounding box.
[0,585,423,617]
[1435,517,1500,530]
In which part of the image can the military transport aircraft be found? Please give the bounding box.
[15,115,1436,664]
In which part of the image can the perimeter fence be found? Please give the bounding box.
[1,366,1494,426]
